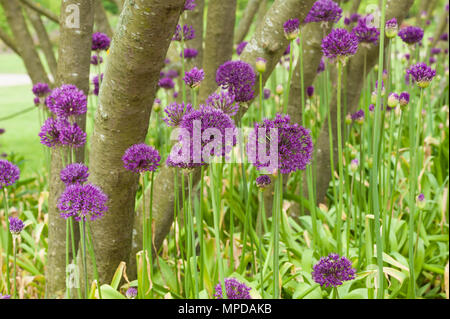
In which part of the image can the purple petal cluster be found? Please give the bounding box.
[317,58,325,73]
[399,91,410,107]
[351,109,365,123]
[322,28,359,61]
[172,24,195,41]
[214,278,252,299]
[92,73,104,96]
[312,253,356,288]
[92,32,111,51]
[236,41,248,56]
[255,175,271,189]
[304,0,342,23]
[32,83,51,97]
[247,114,313,174]
[385,18,398,38]
[158,77,175,90]
[122,143,161,173]
[216,60,256,102]
[90,55,103,65]
[57,119,87,148]
[406,62,436,88]
[263,88,271,100]
[163,102,193,127]
[306,86,314,98]
[126,287,138,299]
[9,217,24,235]
[398,26,424,45]
[0,159,20,189]
[205,91,240,116]
[352,17,380,45]
[184,0,196,11]
[283,18,300,40]
[183,67,204,88]
[46,84,87,118]
[60,163,89,186]
[39,118,61,147]
[181,48,198,59]
[57,183,108,221]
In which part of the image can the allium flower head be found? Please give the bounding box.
[183,67,204,89]
[406,62,436,88]
[205,91,239,116]
[305,0,342,24]
[0,294,11,299]
[236,41,248,56]
[39,118,62,148]
[431,48,441,55]
[122,143,161,173]
[283,18,300,40]
[440,33,448,41]
[214,278,252,299]
[322,28,358,63]
[90,55,103,65]
[58,183,108,221]
[317,58,325,73]
[32,83,51,97]
[247,114,313,174]
[398,26,424,45]
[172,24,195,41]
[306,86,314,98]
[126,287,138,299]
[255,175,271,189]
[312,253,356,288]
[263,88,271,100]
[92,32,111,51]
[385,18,398,38]
[351,109,365,124]
[399,91,410,107]
[46,84,87,118]
[387,92,399,107]
[158,77,175,90]
[57,119,87,148]
[417,193,426,209]
[255,57,267,74]
[166,69,179,79]
[184,0,196,11]
[0,160,20,189]
[216,60,256,102]
[352,17,380,45]
[9,217,24,235]
[92,73,104,96]
[181,48,198,59]
[350,159,359,172]
[60,163,89,186]
[163,102,193,127]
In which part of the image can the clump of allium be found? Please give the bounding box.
[90,55,103,65]
[306,86,314,98]
[205,91,240,116]
[60,163,89,186]
[236,41,248,56]
[312,253,356,288]
[0,159,20,189]
[183,67,204,89]
[39,118,62,148]
[385,18,398,38]
[398,26,424,45]
[184,0,196,11]
[46,84,87,118]
[317,58,325,73]
[247,114,313,174]
[406,62,436,88]
[214,278,252,299]
[181,48,198,59]
[57,183,108,221]
[352,17,380,46]
[351,109,365,124]
[92,32,111,51]
[158,77,175,90]
[122,143,161,173]
[9,217,24,236]
[57,119,87,148]
[283,18,300,40]
[304,0,342,24]
[399,91,410,107]
[163,102,193,127]
[32,82,51,97]
[92,73,104,96]
[255,175,271,189]
[172,24,195,41]
[263,88,271,100]
[125,287,138,299]
[322,28,359,63]
[216,60,256,102]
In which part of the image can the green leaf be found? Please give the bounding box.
[100,284,126,299]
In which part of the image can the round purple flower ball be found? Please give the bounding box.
[352,17,380,45]
[181,48,198,59]
[306,86,314,98]
[399,91,410,107]
[255,175,271,189]
[183,67,204,89]
[205,91,239,116]
[9,217,24,235]
[184,0,196,11]
[57,119,87,148]
[32,82,51,97]
[398,26,424,45]
[312,253,356,288]
[46,84,87,118]
[158,77,175,90]
[39,117,62,148]
[172,24,195,41]
[214,278,252,299]
[122,143,161,173]
[406,62,436,88]
[0,159,20,189]
[216,60,256,102]
[60,163,89,186]
[322,28,359,62]
[126,287,138,299]
[236,41,248,56]
[283,18,300,40]
[163,102,193,127]
[304,0,342,24]
[263,88,271,100]
[92,32,111,51]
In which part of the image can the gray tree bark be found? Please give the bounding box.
[234,0,262,44]
[19,0,59,24]
[0,27,21,56]
[94,0,113,37]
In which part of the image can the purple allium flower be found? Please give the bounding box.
[32,82,51,97]
[440,33,448,41]
[350,158,359,172]
[92,32,111,51]
[404,53,410,61]
[122,143,161,173]
[57,119,87,148]
[173,91,179,98]
[429,57,436,64]
[312,253,356,288]
[406,62,436,88]
[183,67,204,89]
[399,91,410,107]
[352,17,380,45]
[90,55,103,65]
[247,114,313,174]
[369,104,375,112]
[158,77,175,90]
[205,91,240,116]
[263,88,271,100]
[214,278,252,299]
[255,57,267,73]
[418,193,425,201]
[57,183,108,221]
[60,163,89,186]
[322,28,359,62]
[398,26,424,45]
[283,18,300,40]
[184,0,196,11]
[255,175,271,189]
[317,58,325,73]
[126,287,138,299]
[344,17,351,26]
[163,102,193,127]
[0,128,5,134]
[39,118,62,148]
[387,92,399,107]
[92,73,104,96]
[385,18,398,38]
[172,24,195,41]
[181,48,198,59]
[0,294,11,299]
[306,86,314,98]
[166,69,179,79]
[431,48,442,55]
[216,61,256,102]
[304,0,342,24]
[236,41,248,56]
[34,96,41,106]
[0,160,20,189]
[351,109,365,123]
[46,84,87,118]
[9,217,24,235]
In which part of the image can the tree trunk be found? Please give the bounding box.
[234,0,262,44]
[180,0,204,69]
[88,0,185,285]
[94,0,113,37]
[313,0,415,204]
[198,0,237,102]
[25,7,58,80]
[19,0,59,24]
[255,0,268,29]
[0,0,49,84]
[349,0,362,14]
[0,27,21,56]
[431,4,448,48]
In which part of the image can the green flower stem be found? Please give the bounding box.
[283,39,294,114]
[188,171,199,298]
[148,171,155,298]
[79,219,88,298]
[12,235,17,298]
[259,73,264,121]
[273,175,282,299]
[85,221,102,299]
[336,60,344,255]
[140,174,148,298]
[2,188,11,295]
